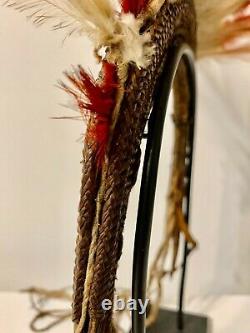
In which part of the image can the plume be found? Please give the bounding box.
[2,0,117,40]
[2,0,154,67]
[196,0,250,57]
[60,61,118,167]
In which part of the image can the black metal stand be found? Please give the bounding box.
[131,44,207,333]
[146,310,208,333]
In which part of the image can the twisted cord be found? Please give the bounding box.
[72,140,100,323]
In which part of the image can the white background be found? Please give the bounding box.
[0,7,250,310]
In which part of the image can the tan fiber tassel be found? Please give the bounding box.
[147,60,197,327]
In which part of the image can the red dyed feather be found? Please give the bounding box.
[234,1,250,21]
[121,0,150,16]
[61,61,118,168]
[223,1,250,52]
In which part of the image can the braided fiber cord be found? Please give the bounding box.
[72,140,100,323]
[83,1,196,332]
[72,63,129,327]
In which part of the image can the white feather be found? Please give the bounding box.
[2,0,154,67]
[2,0,116,38]
[115,13,154,68]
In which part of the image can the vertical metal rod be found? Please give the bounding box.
[131,44,196,333]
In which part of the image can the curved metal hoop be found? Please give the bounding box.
[131,44,196,333]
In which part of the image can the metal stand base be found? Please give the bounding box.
[147,309,208,333]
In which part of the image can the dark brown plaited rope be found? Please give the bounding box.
[72,140,100,323]
[83,1,197,332]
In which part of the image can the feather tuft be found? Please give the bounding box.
[118,13,154,68]
[121,0,150,16]
[2,0,154,67]
[2,0,117,39]
[195,0,250,57]
[61,61,118,168]
[223,1,250,53]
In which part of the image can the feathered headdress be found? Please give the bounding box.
[2,1,250,332]
[3,0,250,166]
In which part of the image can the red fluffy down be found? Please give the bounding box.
[61,61,118,168]
[121,0,150,16]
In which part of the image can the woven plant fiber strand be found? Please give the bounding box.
[73,1,197,332]
[72,140,100,323]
